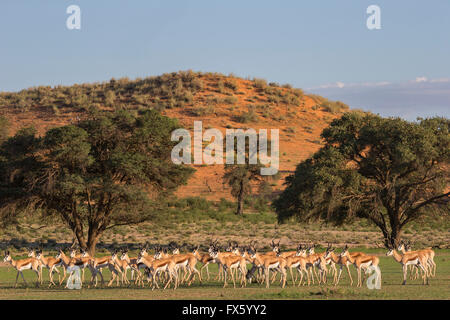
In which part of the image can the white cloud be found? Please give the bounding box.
[307,80,391,91]
[308,78,450,91]
[415,76,428,83]
[430,78,450,83]
[307,78,450,121]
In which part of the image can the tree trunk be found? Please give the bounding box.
[86,225,101,256]
[66,205,87,250]
[236,198,244,215]
[74,233,87,250]
[380,227,390,248]
[72,223,87,250]
[378,219,402,248]
[87,233,100,256]
[373,213,402,248]
[236,180,245,216]
[389,224,402,249]
[388,207,402,248]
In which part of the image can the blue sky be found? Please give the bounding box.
[0,1,449,120]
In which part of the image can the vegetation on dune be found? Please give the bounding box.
[0,71,204,114]
[307,94,349,114]
[233,108,259,123]
[0,109,195,255]
[0,116,8,143]
[320,100,349,114]
[274,112,450,247]
[253,78,268,89]
[0,71,343,131]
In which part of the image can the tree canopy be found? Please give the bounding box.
[0,110,195,254]
[273,112,449,247]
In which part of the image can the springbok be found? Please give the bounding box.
[341,245,381,288]
[386,247,429,285]
[4,250,41,288]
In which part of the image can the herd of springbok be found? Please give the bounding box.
[2,239,436,289]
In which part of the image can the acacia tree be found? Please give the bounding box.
[223,132,273,216]
[273,113,449,247]
[223,163,264,215]
[0,125,41,227]
[0,110,194,254]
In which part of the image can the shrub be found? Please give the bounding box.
[0,116,8,142]
[285,127,296,134]
[264,86,282,96]
[225,79,238,91]
[255,104,269,110]
[307,94,326,104]
[320,100,349,114]
[217,198,235,211]
[292,88,304,98]
[233,108,258,123]
[52,105,60,116]
[191,105,215,116]
[205,96,222,105]
[261,110,271,118]
[217,80,225,93]
[133,93,147,105]
[151,102,166,112]
[282,94,301,105]
[178,90,194,103]
[224,95,238,104]
[105,91,116,106]
[267,95,280,104]
[72,93,90,108]
[185,197,211,210]
[167,97,177,109]
[191,78,203,91]
[253,78,267,89]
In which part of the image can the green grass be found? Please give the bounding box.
[0,249,448,300]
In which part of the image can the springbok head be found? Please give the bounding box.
[3,250,11,262]
[340,244,349,257]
